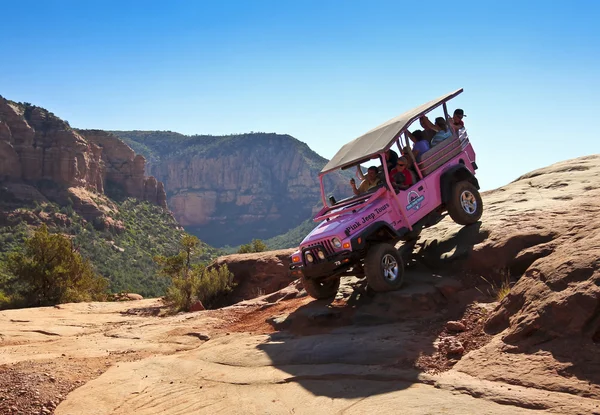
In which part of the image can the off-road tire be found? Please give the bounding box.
[447,180,483,225]
[300,274,341,299]
[364,243,404,292]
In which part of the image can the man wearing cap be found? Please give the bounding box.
[449,109,466,132]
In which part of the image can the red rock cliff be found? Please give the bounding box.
[78,130,167,209]
[0,98,166,209]
[0,99,104,191]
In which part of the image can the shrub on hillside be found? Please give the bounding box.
[238,239,268,254]
[195,264,235,308]
[154,235,235,312]
[4,225,108,307]
[0,290,10,309]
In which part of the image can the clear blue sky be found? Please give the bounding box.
[1,0,599,191]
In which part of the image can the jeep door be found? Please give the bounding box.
[396,180,433,224]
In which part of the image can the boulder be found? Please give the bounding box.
[209,249,296,304]
[113,293,144,301]
[446,321,467,332]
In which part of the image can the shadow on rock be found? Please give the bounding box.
[256,270,487,399]
[413,222,487,270]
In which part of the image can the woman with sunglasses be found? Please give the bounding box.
[390,156,413,191]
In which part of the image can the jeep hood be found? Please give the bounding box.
[300,197,383,245]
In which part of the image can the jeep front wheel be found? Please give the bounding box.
[300,274,340,299]
[447,181,483,225]
[365,243,404,292]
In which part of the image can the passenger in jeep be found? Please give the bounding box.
[350,166,381,195]
[385,149,399,172]
[406,129,430,162]
[420,115,452,147]
[390,156,413,191]
[449,108,466,132]
[356,149,397,181]
[400,149,420,184]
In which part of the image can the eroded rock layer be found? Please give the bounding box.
[0,98,166,209]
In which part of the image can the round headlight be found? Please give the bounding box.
[306,253,314,263]
[332,237,342,248]
[317,250,326,260]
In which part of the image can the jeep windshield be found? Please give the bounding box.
[316,157,386,219]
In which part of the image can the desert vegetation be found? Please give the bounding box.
[237,239,268,253]
[0,195,222,307]
[154,235,236,311]
[1,225,108,308]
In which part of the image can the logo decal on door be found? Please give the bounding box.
[406,191,425,211]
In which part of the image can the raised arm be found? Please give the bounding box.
[406,130,417,144]
[350,178,360,195]
[419,115,440,132]
[356,165,365,180]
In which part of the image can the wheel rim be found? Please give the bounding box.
[460,190,477,214]
[381,253,399,282]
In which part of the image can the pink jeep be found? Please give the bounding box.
[289,89,482,299]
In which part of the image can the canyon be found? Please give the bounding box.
[113,130,349,247]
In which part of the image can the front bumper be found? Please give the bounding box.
[289,250,356,279]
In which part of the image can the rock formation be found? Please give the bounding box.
[412,154,600,397]
[209,248,296,304]
[0,97,167,210]
[0,99,104,190]
[78,129,167,209]
[112,131,349,246]
[206,155,600,398]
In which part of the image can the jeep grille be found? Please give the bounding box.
[303,239,336,259]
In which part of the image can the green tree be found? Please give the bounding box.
[252,239,268,252]
[238,243,252,254]
[237,239,268,254]
[6,225,108,306]
[154,234,235,311]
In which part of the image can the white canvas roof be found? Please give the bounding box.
[320,88,463,174]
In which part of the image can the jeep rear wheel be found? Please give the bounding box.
[447,181,483,225]
[365,243,404,292]
[300,274,340,299]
